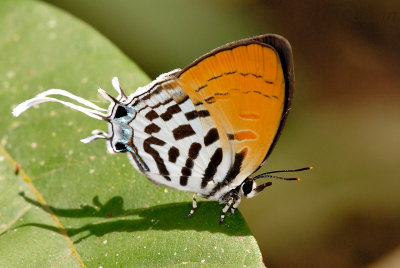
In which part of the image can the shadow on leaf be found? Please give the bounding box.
[17,192,251,243]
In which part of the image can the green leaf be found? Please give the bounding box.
[0,0,264,267]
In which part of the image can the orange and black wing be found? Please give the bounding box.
[175,34,294,182]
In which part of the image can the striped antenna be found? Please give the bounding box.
[253,166,312,181]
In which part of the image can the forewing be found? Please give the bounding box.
[176,35,293,188]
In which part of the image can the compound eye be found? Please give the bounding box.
[115,105,128,118]
[242,180,253,196]
[114,142,127,152]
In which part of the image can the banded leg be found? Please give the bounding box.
[219,198,234,224]
[230,196,241,215]
[185,194,197,218]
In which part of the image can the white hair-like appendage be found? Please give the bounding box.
[11,77,130,121]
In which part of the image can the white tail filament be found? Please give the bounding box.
[12,77,129,143]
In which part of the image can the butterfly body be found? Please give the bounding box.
[13,34,300,223]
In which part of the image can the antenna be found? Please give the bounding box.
[252,166,312,181]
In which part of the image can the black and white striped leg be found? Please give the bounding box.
[185,194,197,218]
[219,198,234,224]
[230,196,241,215]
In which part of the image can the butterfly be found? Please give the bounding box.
[13,34,311,223]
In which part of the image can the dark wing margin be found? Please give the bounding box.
[251,34,294,163]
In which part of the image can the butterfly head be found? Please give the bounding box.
[239,167,310,199]
[238,178,272,199]
[81,78,138,155]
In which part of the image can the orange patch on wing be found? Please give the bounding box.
[234,130,257,141]
[239,113,260,120]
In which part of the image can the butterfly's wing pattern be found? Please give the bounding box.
[126,35,294,202]
[173,35,294,200]
[121,73,231,196]
[12,34,295,223]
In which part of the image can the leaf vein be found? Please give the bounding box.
[0,205,31,235]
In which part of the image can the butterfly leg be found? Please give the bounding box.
[230,196,241,215]
[185,194,197,218]
[219,198,234,224]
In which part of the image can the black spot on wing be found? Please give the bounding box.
[185,158,194,169]
[201,148,223,188]
[180,176,188,186]
[204,128,219,146]
[179,143,202,186]
[185,110,210,121]
[145,110,159,121]
[224,149,247,184]
[160,104,182,121]
[185,111,198,120]
[168,146,179,163]
[143,136,170,181]
[144,136,165,146]
[181,166,192,176]
[144,123,161,134]
[198,110,210,117]
[173,124,196,140]
[188,142,202,159]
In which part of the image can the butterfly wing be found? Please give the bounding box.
[11,34,293,204]
[175,34,294,193]
[125,34,293,201]
[124,76,232,196]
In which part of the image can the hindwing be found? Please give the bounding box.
[124,77,230,196]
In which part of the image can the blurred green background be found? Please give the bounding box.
[36,0,400,267]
